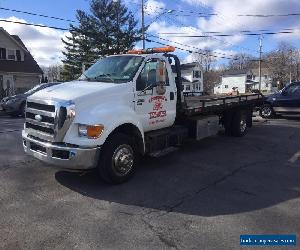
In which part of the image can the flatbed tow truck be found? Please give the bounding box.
[22,46,263,183]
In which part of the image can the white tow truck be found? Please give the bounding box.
[22,47,263,183]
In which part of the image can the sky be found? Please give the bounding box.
[1,0,300,66]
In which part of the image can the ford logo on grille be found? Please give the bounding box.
[34,114,42,122]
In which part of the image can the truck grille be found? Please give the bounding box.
[27,101,55,112]
[25,99,74,142]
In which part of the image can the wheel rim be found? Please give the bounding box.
[240,118,247,133]
[112,144,134,177]
[262,106,271,117]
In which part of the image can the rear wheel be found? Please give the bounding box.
[231,110,248,137]
[260,104,274,118]
[97,133,137,184]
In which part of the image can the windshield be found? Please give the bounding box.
[78,55,144,83]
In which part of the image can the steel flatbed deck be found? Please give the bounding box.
[183,93,264,116]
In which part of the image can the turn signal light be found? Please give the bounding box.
[87,125,104,139]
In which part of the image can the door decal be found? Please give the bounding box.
[148,96,167,124]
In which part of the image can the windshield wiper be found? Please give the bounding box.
[95,74,115,83]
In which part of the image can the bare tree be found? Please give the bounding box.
[264,42,300,87]
[192,49,217,72]
[41,65,63,82]
[227,53,256,70]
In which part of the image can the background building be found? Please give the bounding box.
[173,62,203,94]
[0,27,43,98]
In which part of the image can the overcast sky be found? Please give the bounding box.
[0,0,300,66]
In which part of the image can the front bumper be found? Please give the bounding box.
[22,130,100,170]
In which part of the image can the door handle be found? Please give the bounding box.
[170,92,174,100]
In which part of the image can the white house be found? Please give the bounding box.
[173,62,203,94]
[248,68,273,92]
[214,68,273,94]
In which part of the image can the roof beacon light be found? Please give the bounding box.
[127,46,175,54]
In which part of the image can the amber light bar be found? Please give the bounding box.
[127,46,175,54]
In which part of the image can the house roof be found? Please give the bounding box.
[0,34,43,75]
[222,69,249,77]
[180,62,198,70]
[171,62,200,73]
[251,68,269,76]
[0,27,28,52]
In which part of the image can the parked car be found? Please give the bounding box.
[0,82,61,117]
[260,81,300,118]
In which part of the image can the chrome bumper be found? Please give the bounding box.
[22,130,100,170]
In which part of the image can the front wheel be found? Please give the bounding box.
[260,104,274,118]
[97,133,137,184]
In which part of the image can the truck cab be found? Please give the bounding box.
[22,47,262,184]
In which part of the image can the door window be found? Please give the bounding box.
[283,84,300,96]
[136,60,158,91]
[136,59,168,91]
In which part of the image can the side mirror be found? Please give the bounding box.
[156,61,166,95]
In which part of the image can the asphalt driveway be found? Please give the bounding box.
[0,114,299,249]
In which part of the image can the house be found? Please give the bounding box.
[0,27,43,98]
[214,68,273,94]
[172,62,203,94]
[247,68,273,92]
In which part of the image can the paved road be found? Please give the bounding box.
[0,114,299,249]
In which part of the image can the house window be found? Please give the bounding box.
[186,85,190,91]
[193,70,201,78]
[224,85,228,88]
[7,49,15,60]
[16,50,21,61]
[0,48,6,60]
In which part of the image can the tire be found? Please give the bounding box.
[97,133,138,184]
[231,110,248,137]
[260,104,274,118]
[20,102,26,117]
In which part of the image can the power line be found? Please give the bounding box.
[163,30,299,38]
[162,14,258,53]
[238,13,300,17]
[143,5,257,53]
[0,7,76,23]
[144,5,216,16]
[147,34,239,59]
[159,27,300,35]
[146,36,238,60]
[0,19,69,31]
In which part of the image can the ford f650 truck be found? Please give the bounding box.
[22,47,263,183]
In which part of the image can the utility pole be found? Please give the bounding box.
[258,35,262,92]
[141,0,145,49]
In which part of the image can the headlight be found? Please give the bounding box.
[78,124,104,139]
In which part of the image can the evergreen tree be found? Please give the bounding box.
[62,0,139,81]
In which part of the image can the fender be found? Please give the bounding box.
[63,103,145,151]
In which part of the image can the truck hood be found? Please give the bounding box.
[28,81,118,101]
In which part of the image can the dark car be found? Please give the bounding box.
[260,82,300,118]
[0,82,61,117]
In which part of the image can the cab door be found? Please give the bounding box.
[134,58,177,132]
[273,83,300,115]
